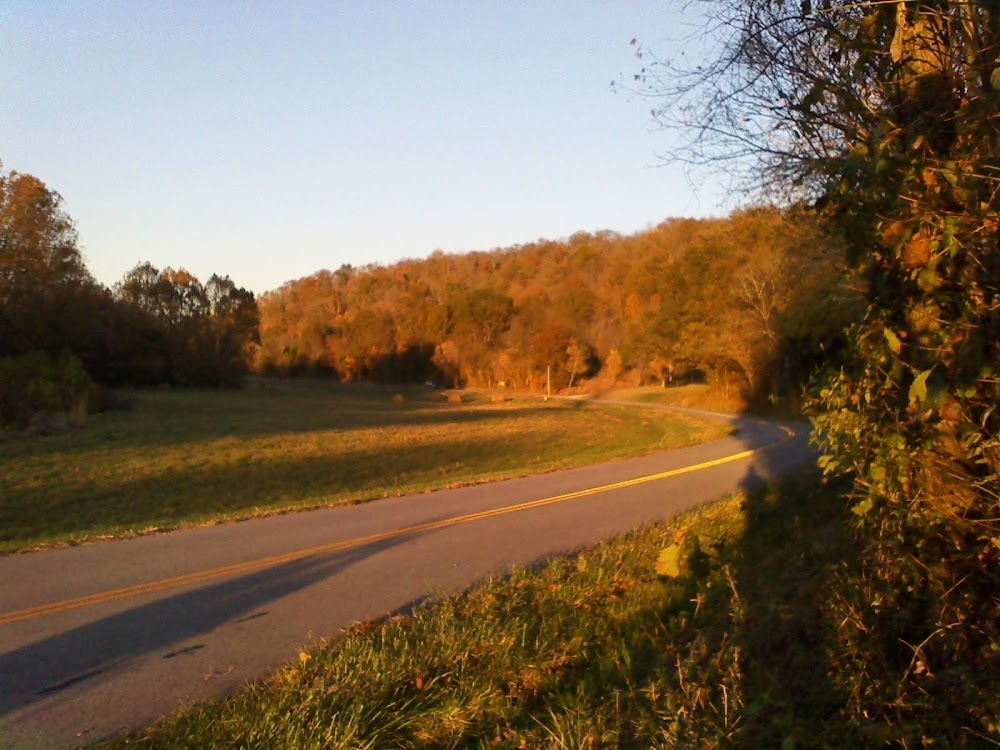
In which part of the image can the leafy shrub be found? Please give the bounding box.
[0,350,93,429]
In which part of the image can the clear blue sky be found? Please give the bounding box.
[1,1,727,294]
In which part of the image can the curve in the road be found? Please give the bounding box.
[0,422,794,627]
[0,404,812,750]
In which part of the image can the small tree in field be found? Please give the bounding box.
[649,354,673,387]
[565,339,591,389]
[600,348,624,385]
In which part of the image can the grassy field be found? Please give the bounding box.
[603,384,807,419]
[602,384,748,414]
[0,380,729,553]
[104,470,870,750]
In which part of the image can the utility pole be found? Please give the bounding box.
[546,365,551,401]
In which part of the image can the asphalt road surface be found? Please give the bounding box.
[0,407,812,749]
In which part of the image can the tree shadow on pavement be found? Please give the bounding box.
[0,525,434,717]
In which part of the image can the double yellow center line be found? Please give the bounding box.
[1,427,794,626]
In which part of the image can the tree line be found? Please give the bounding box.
[3,160,855,414]
[257,205,858,407]
[0,163,259,424]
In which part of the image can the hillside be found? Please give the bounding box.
[257,206,858,409]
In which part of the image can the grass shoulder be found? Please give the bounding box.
[105,469,865,749]
[0,380,730,554]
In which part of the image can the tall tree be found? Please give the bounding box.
[204,274,261,383]
[115,263,259,385]
[0,166,92,355]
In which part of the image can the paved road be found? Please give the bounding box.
[0,408,812,749]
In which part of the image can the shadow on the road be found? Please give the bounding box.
[0,409,819,735]
[0,525,434,717]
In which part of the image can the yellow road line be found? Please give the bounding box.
[0,428,795,626]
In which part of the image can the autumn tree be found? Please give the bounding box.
[204,274,261,382]
[0,165,93,356]
[115,263,259,385]
[529,320,574,389]
[115,262,165,316]
[0,165,157,387]
[565,338,593,389]
[440,287,511,384]
[648,354,674,387]
[636,1,999,740]
[599,347,624,385]
[342,307,396,381]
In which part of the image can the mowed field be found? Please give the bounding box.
[0,381,729,553]
[603,384,747,414]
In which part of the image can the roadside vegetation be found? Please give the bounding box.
[107,469,919,750]
[0,381,728,554]
[627,2,1000,742]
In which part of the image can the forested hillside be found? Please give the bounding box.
[257,206,857,406]
[2,160,859,416]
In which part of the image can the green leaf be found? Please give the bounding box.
[884,328,902,354]
[655,544,683,578]
[909,370,931,405]
[917,269,939,292]
[817,454,838,473]
[991,67,1000,92]
[852,498,874,517]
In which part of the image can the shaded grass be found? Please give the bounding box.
[0,380,728,553]
[105,469,871,749]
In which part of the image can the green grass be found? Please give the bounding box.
[104,469,872,749]
[0,380,729,553]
